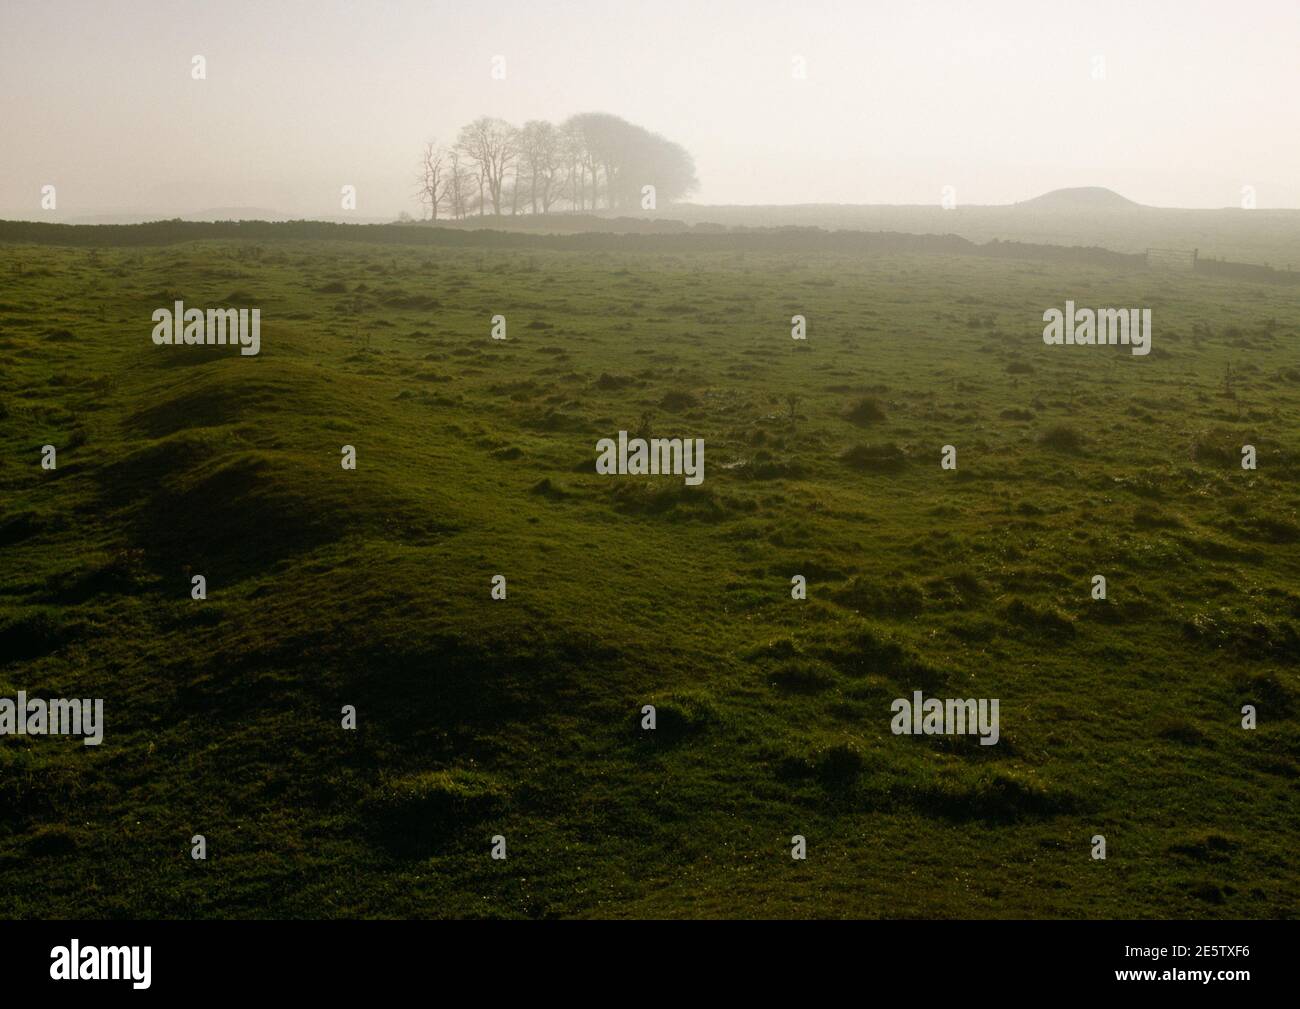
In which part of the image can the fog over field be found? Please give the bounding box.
[2,0,1300,220]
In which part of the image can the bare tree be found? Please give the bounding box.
[557,117,594,210]
[562,123,581,211]
[454,137,485,216]
[454,124,486,216]
[537,130,564,213]
[445,147,471,220]
[517,121,543,214]
[518,120,565,213]
[455,117,517,216]
[415,141,445,221]
[565,113,620,209]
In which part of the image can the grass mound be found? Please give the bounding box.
[904,768,1075,823]
[639,691,720,742]
[0,608,70,663]
[1038,424,1085,453]
[128,362,343,438]
[832,575,926,617]
[840,442,907,471]
[362,769,507,856]
[844,396,887,425]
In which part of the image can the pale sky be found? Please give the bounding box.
[2,0,1298,218]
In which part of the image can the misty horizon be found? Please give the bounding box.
[4,0,1300,220]
[14,184,1300,227]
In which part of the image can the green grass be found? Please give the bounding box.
[633,204,1300,269]
[0,235,1296,918]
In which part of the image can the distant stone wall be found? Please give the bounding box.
[1,219,1296,284]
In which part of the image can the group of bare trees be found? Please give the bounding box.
[415,113,697,220]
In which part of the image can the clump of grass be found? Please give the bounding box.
[1186,883,1228,904]
[1190,427,1253,467]
[907,768,1074,823]
[1039,424,1085,453]
[1002,598,1076,637]
[610,482,727,520]
[0,509,47,546]
[0,607,69,661]
[844,396,887,426]
[595,372,633,390]
[840,442,906,472]
[925,570,983,609]
[1156,718,1212,746]
[769,659,837,694]
[816,621,946,689]
[744,637,800,662]
[1134,505,1182,529]
[522,409,586,432]
[1243,516,1300,544]
[1167,834,1240,862]
[833,576,926,617]
[660,389,699,411]
[742,453,807,481]
[529,477,567,499]
[363,769,507,855]
[640,691,721,741]
[1232,670,1296,717]
[815,742,865,787]
[24,825,79,856]
[43,548,146,604]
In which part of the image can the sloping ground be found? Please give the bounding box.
[0,238,1296,918]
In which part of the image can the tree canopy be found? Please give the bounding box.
[417,113,697,220]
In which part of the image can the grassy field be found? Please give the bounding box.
[0,232,1297,918]
[631,204,1300,270]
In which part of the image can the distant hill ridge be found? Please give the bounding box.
[1014,187,1143,210]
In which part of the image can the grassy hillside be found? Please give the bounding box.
[0,236,1297,918]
